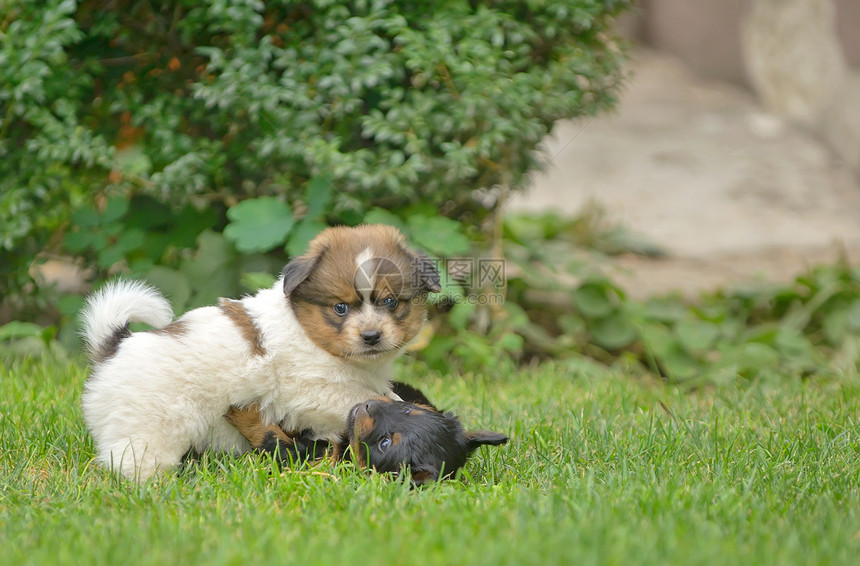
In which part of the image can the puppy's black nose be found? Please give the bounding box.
[361,330,382,345]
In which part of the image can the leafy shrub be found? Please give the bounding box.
[1,0,631,316]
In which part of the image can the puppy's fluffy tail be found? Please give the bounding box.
[80,280,173,364]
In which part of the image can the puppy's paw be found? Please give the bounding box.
[291,429,333,461]
[224,403,283,447]
[224,403,259,426]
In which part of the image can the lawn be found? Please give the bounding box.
[2,354,859,566]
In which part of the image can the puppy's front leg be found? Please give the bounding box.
[224,404,330,466]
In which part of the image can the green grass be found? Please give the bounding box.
[2,354,860,566]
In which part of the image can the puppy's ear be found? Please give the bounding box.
[390,381,437,409]
[282,254,319,297]
[465,430,509,453]
[410,252,441,294]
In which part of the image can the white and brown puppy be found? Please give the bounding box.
[80,224,440,481]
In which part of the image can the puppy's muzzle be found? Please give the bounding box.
[361,330,382,345]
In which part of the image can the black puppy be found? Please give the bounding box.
[224,382,508,485]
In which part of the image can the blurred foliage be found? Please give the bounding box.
[6,206,860,385]
[487,212,860,384]
[1,0,631,320]
[3,0,855,385]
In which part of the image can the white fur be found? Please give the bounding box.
[81,279,401,481]
[355,247,375,304]
[80,280,173,358]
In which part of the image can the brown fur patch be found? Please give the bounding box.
[224,404,291,447]
[97,319,187,364]
[327,440,344,461]
[411,469,436,484]
[391,432,402,446]
[351,442,367,469]
[149,320,188,337]
[288,225,434,359]
[408,404,434,416]
[219,298,266,356]
[352,413,376,441]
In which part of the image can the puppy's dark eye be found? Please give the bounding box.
[378,437,392,451]
[380,296,398,309]
[333,303,349,316]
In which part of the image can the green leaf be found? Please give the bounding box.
[448,301,476,331]
[138,233,172,263]
[124,196,170,230]
[641,322,674,359]
[286,218,327,258]
[823,307,848,345]
[502,301,530,328]
[56,293,85,318]
[641,323,700,379]
[305,175,333,219]
[170,204,219,249]
[590,312,637,350]
[718,343,781,375]
[363,207,406,231]
[101,196,129,224]
[420,335,459,373]
[115,228,146,253]
[145,266,191,314]
[180,230,240,309]
[558,313,586,336]
[774,329,818,369]
[573,281,615,319]
[224,197,294,253]
[70,206,100,228]
[496,331,524,353]
[675,319,720,355]
[63,230,98,252]
[660,349,699,381]
[846,299,860,333]
[644,296,688,323]
[96,245,127,269]
[406,215,470,257]
[0,321,46,341]
[240,271,277,293]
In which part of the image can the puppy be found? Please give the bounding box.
[80,224,440,480]
[225,382,509,485]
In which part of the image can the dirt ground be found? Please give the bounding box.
[516,49,860,299]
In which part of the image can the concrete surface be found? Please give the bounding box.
[628,0,860,85]
[516,50,860,299]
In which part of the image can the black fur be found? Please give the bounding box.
[391,381,436,409]
[346,388,507,485]
[231,382,508,485]
[260,429,332,466]
[282,253,321,297]
[94,323,131,363]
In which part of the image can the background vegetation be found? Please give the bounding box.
[4,0,860,385]
[0,0,629,346]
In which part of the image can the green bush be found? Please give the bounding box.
[0,0,631,316]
